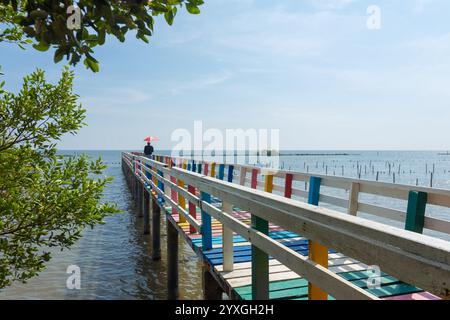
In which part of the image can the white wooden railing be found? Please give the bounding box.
[122,152,450,300]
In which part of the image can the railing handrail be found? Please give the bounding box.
[145,153,450,236]
[122,152,450,299]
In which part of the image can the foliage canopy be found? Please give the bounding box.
[0,67,118,288]
[0,0,204,71]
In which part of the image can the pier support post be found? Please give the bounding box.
[151,196,161,261]
[134,177,139,202]
[137,182,143,217]
[143,188,150,235]
[167,220,179,300]
[202,265,223,300]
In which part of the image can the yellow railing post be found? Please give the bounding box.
[308,176,328,300]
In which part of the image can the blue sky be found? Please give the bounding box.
[1,0,450,150]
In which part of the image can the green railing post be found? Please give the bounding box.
[405,191,428,233]
[251,174,272,300]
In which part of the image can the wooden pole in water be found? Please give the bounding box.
[202,264,223,300]
[143,188,150,235]
[138,182,143,217]
[133,175,138,200]
[151,196,161,261]
[167,220,179,300]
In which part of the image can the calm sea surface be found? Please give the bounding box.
[1,150,450,299]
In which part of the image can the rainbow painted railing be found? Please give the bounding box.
[122,152,450,300]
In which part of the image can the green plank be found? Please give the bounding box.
[351,276,399,288]
[366,283,422,298]
[239,287,309,300]
[337,270,389,281]
[235,278,308,296]
[292,295,335,301]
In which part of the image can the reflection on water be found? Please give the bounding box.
[0,151,202,300]
[1,150,450,299]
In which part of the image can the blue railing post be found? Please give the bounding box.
[201,191,212,250]
[157,169,165,204]
[308,176,321,206]
[227,165,234,183]
[218,164,225,180]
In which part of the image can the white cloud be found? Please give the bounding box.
[306,0,358,10]
[413,0,433,13]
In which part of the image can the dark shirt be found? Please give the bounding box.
[144,145,154,156]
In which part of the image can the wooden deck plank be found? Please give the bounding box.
[163,197,432,300]
[383,292,441,300]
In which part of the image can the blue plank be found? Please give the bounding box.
[191,231,302,247]
[205,239,309,254]
[205,244,309,260]
[208,248,309,265]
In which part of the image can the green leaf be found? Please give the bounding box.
[53,48,65,63]
[82,28,89,40]
[98,29,106,45]
[83,57,99,72]
[186,3,201,14]
[32,41,50,52]
[150,3,169,12]
[164,10,175,25]
[137,32,149,44]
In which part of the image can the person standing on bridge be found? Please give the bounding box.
[144,141,154,158]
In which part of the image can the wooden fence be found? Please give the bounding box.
[122,152,450,300]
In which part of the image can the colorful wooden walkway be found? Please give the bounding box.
[122,152,450,300]
[165,206,438,300]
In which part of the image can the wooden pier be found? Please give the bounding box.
[121,152,450,300]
